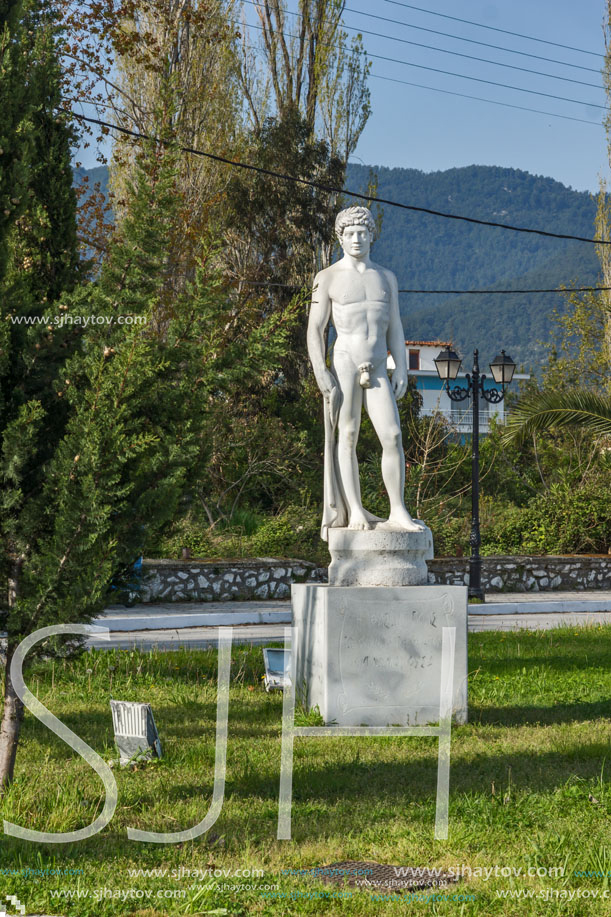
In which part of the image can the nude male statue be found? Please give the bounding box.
[307,205,425,540]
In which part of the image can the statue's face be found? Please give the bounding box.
[340,223,371,259]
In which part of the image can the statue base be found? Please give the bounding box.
[328,522,433,587]
[291,584,468,726]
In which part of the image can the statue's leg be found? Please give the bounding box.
[333,351,369,530]
[364,367,424,532]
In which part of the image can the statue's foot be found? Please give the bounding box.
[347,510,371,531]
[387,509,426,532]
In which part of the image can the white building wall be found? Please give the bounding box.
[387,341,528,434]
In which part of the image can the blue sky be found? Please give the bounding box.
[78,0,610,192]
[346,0,608,192]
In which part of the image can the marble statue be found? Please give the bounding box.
[308,205,425,541]
[294,209,465,738]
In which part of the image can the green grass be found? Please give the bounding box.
[0,626,610,915]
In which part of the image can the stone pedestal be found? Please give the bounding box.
[328,522,433,587]
[291,584,468,726]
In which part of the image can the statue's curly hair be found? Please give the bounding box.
[334,205,376,243]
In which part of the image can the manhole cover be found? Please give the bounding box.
[307,861,459,892]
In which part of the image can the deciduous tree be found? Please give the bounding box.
[239,0,370,165]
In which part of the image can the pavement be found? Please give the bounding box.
[88,591,611,650]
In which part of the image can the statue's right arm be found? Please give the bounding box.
[307,271,337,398]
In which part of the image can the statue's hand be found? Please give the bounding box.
[392,371,408,400]
[319,371,337,400]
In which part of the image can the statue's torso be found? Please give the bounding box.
[328,265,392,368]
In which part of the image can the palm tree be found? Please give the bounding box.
[503,389,611,444]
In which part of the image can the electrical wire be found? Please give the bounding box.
[400,286,610,294]
[238,31,601,127]
[239,31,601,126]
[343,23,603,91]
[241,1,601,75]
[239,17,607,112]
[369,72,602,126]
[381,0,604,58]
[240,1,603,90]
[338,4,602,74]
[243,282,611,294]
[64,109,611,244]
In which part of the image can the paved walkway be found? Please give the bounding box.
[87,591,611,650]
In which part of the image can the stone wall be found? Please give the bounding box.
[427,555,611,592]
[138,555,611,602]
[140,558,324,603]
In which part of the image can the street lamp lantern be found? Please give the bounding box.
[434,347,515,601]
[433,348,462,380]
[489,350,516,387]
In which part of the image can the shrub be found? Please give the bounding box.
[248,504,323,561]
[422,499,470,558]
[483,480,611,555]
[149,503,326,564]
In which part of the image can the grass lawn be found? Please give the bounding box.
[0,625,610,915]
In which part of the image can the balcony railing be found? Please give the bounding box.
[420,407,502,433]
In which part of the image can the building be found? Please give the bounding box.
[388,340,529,435]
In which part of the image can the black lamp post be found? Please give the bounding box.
[434,347,516,601]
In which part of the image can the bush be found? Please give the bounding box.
[481,502,531,556]
[150,513,216,559]
[248,504,323,561]
[483,481,611,555]
[149,503,327,564]
[422,498,470,558]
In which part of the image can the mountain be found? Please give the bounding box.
[345,163,601,371]
[74,164,109,197]
[76,162,601,371]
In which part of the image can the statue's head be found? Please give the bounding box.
[335,206,376,257]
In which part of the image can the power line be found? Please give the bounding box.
[239,32,601,127]
[64,108,611,246]
[243,281,611,294]
[342,24,603,91]
[241,1,603,91]
[381,0,604,58]
[340,4,602,74]
[242,0,601,75]
[240,27,601,126]
[369,71,602,126]
[399,286,611,294]
[240,16,607,113]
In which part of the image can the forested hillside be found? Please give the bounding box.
[79,162,601,370]
[346,163,601,370]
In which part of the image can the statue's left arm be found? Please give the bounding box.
[387,271,408,400]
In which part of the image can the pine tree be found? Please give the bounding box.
[0,0,31,276]
[0,0,82,786]
[2,1,80,430]
[0,73,297,788]
[0,0,32,413]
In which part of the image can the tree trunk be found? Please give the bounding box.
[0,558,25,792]
[0,647,25,792]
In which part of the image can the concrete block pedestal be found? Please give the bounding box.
[291,584,468,726]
